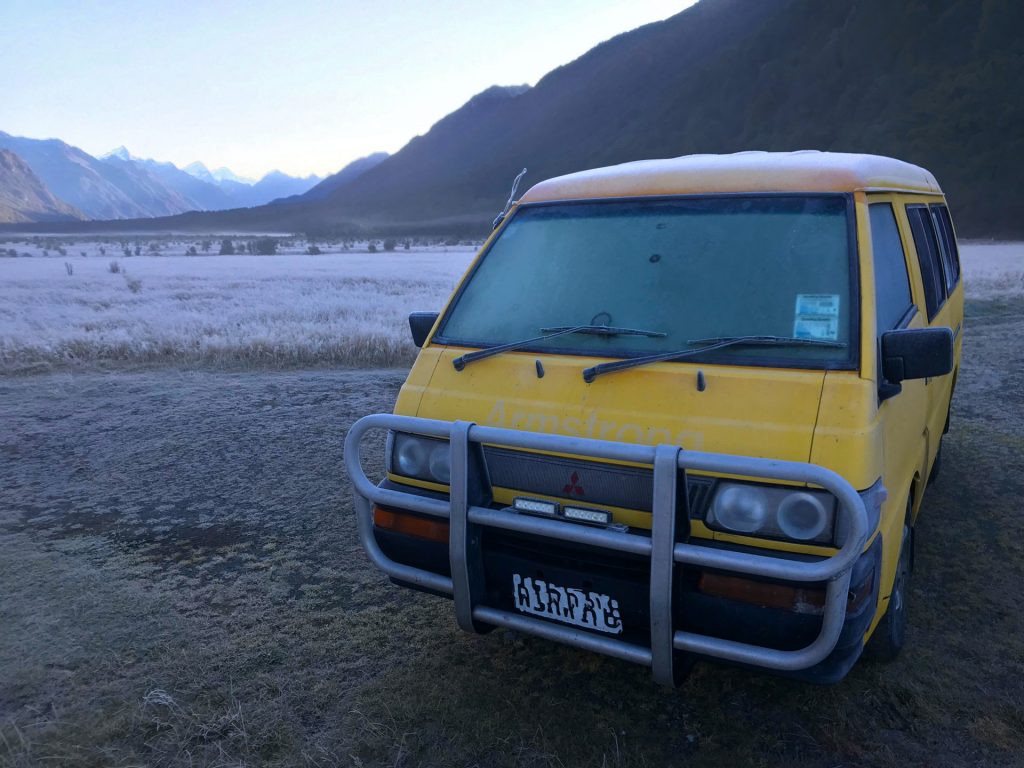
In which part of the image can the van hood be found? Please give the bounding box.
[405,348,826,462]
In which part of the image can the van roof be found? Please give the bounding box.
[518,151,942,203]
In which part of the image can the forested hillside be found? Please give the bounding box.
[323,0,1021,237]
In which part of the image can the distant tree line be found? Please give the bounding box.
[218,238,278,255]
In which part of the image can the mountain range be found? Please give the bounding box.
[0,149,84,223]
[2,0,1021,237]
[0,134,386,221]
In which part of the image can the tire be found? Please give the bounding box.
[866,522,912,662]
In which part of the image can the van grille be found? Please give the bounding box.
[481,445,715,517]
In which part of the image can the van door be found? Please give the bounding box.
[928,202,964,417]
[868,200,925,516]
[904,202,954,470]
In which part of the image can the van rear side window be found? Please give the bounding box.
[906,205,946,320]
[930,204,961,292]
[868,203,913,333]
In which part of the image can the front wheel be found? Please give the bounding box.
[865,523,912,662]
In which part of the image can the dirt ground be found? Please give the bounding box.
[2,296,1023,767]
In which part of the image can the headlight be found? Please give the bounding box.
[395,435,430,477]
[428,442,451,483]
[706,482,836,545]
[389,432,451,485]
[710,485,769,533]
[776,492,829,541]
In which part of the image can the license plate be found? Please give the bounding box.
[512,574,623,634]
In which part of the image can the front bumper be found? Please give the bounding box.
[345,415,871,686]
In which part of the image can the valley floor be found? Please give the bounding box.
[0,241,476,373]
[2,288,1024,766]
[1,241,1020,374]
[1,240,1023,766]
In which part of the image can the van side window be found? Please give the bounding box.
[906,205,947,320]
[930,204,961,292]
[869,203,914,333]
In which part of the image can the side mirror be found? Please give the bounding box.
[408,312,439,348]
[880,327,954,384]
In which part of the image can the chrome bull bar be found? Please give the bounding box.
[344,414,870,685]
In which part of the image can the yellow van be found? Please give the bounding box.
[345,151,962,685]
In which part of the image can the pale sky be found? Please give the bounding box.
[0,1,696,179]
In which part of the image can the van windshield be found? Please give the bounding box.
[435,196,855,367]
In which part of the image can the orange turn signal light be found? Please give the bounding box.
[697,570,874,616]
[373,506,450,543]
[698,572,827,615]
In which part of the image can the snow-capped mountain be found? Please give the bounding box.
[182,161,216,184]
[182,160,318,205]
[211,167,254,185]
[103,145,137,162]
[0,133,328,220]
[0,132,195,219]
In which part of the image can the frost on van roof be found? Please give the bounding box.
[519,151,942,203]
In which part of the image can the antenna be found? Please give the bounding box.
[492,167,527,230]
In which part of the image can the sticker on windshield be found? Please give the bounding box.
[794,294,840,341]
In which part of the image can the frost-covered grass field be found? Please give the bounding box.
[0,238,477,372]
[3,295,1024,766]
[0,237,1020,374]
[2,239,1023,766]
[960,242,1024,297]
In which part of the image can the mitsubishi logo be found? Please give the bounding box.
[563,471,586,496]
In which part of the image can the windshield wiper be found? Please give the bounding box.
[539,325,667,338]
[582,335,846,383]
[452,324,666,371]
[686,335,846,348]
